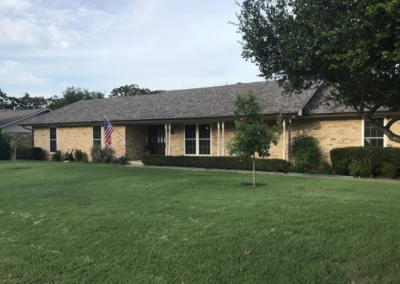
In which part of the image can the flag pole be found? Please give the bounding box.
[104,115,125,138]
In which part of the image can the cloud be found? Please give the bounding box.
[0,0,262,98]
[0,61,48,86]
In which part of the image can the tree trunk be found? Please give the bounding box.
[253,153,256,186]
[13,146,16,169]
[363,115,400,144]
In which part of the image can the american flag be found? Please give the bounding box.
[104,117,114,149]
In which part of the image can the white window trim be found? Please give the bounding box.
[49,127,57,154]
[92,125,103,147]
[361,116,387,147]
[184,123,212,156]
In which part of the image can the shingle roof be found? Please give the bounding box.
[21,81,317,126]
[0,109,51,127]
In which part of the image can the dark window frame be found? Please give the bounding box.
[93,126,102,148]
[363,118,385,147]
[184,124,211,155]
[49,127,57,153]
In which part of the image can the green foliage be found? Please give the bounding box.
[48,86,105,110]
[226,88,282,159]
[74,149,84,162]
[112,155,128,165]
[330,147,400,177]
[348,160,373,178]
[382,163,398,179]
[90,147,115,163]
[51,151,61,162]
[319,160,333,175]
[235,0,400,143]
[290,135,319,173]
[16,146,42,160]
[109,84,164,97]
[141,156,289,173]
[0,129,11,160]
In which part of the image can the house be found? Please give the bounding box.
[0,108,52,146]
[20,81,400,161]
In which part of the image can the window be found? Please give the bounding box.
[49,128,57,153]
[364,118,384,147]
[185,124,211,155]
[93,126,102,147]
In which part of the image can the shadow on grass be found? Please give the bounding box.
[241,183,266,187]
[9,167,30,170]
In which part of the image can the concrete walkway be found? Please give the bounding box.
[127,160,144,167]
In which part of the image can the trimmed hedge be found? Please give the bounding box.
[141,155,290,172]
[16,146,43,160]
[330,147,400,177]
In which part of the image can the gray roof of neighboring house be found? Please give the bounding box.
[0,109,51,127]
[21,81,318,126]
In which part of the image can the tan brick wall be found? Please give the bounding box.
[33,125,126,161]
[387,116,400,148]
[125,125,147,160]
[170,123,184,156]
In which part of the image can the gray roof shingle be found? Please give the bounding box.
[0,109,51,127]
[22,81,317,126]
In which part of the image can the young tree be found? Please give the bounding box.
[226,89,282,186]
[235,0,400,143]
[2,131,28,169]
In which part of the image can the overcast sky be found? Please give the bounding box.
[0,0,263,98]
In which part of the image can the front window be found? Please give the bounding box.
[185,124,211,155]
[49,128,57,153]
[364,118,384,147]
[93,126,102,147]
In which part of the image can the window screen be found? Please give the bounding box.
[93,126,102,147]
[364,118,384,147]
[49,128,57,152]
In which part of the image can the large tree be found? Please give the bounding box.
[47,86,105,110]
[109,84,164,97]
[235,0,400,143]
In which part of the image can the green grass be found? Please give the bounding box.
[1,161,400,283]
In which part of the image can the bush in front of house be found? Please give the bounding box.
[51,151,62,162]
[141,155,290,172]
[330,147,400,178]
[290,135,320,173]
[90,147,115,163]
[112,155,128,165]
[382,163,398,179]
[0,129,11,160]
[16,146,43,160]
[75,149,84,161]
[348,159,373,178]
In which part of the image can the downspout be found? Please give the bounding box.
[282,119,286,160]
[288,118,292,164]
[169,123,171,156]
[23,126,34,146]
[165,124,168,156]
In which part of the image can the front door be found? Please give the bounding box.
[148,125,165,155]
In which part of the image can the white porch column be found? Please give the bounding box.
[169,123,171,156]
[283,118,286,160]
[165,124,168,156]
[222,122,225,156]
[217,122,220,156]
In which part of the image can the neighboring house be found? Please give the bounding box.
[0,109,52,146]
[20,81,400,161]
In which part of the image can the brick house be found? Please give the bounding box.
[21,81,400,161]
[0,108,51,146]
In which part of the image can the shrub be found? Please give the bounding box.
[0,129,11,160]
[75,149,84,162]
[330,147,400,177]
[112,155,128,165]
[291,135,320,172]
[90,147,115,163]
[320,160,333,175]
[51,151,61,162]
[332,157,350,175]
[141,156,290,172]
[16,146,42,160]
[348,159,373,178]
[382,163,398,179]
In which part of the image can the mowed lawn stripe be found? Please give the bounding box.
[0,160,399,283]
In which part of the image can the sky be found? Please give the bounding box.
[0,0,263,98]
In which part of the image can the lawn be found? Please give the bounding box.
[0,161,400,283]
